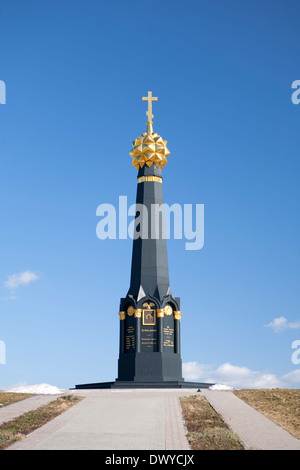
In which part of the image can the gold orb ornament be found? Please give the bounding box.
[164,305,173,316]
[130,92,170,170]
[127,306,135,316]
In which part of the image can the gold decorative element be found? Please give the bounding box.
[157,308,165,318]
[164,305,173,316]
[127,306,135,316]
[174,311,182,321]
[142,302,155,309]
[134,309,142,318]
[119,311,126,320]
[130,126,170,170]
[130,92,170,170]
[142,91,158,123]
[138,175,162,184]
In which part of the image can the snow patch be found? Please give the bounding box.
[209,383,234,391]
[5,383,64,395]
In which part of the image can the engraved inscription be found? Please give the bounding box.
[141,327,157,351]
[125,325,135,351]
[163,312,175,351]
[163,326,174,348]
[125,313,135,352]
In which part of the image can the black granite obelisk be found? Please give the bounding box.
[117,161,183,383]
[75,93,213,389]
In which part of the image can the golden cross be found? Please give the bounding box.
[142,91,158,123]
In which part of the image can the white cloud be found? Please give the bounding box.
[183,361,300,389]
[181,362,211,381]
[265,316,300,333]
[281,370,300,384]
[3,270,40,299]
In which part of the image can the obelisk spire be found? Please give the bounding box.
[126,92,174,302]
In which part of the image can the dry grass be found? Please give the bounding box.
[0,394,83,450]
[0,392,34,408]
[234,388,300,440]
[180,395,244,450]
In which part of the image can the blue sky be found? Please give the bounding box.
[0,0,299,389]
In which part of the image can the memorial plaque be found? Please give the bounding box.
[163,312,175,351]
[140,304,157,352]
[141,326,157,351]
[125,316,135,352]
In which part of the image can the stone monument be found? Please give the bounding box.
[75,93,212,389]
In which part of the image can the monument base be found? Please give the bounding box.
[117,352,184,383]
[73,380,214,389]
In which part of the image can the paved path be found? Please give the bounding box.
[0,394,63,426]
[3,388,300,450]
[7,389,194,450]
[202,390,300,450]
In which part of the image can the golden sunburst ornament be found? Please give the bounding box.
[130,92,170,170]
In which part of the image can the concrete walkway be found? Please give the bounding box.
[0,394,63,426]
[202,390,300,450]
[7,389,194,450]
[3,388,300,450]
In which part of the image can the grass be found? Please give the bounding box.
[180,395,244,450]
[234,388,300,440]
[0,392,34,408]
[0,394,83,450]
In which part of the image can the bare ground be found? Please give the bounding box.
[180,395,244,450]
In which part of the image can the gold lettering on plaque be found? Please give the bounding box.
[163,325,174,348]
[125,325,135,350]
[141,328,156,347]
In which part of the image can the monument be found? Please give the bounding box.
[75,93,212,389]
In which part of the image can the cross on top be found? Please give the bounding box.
[142,91,158,123]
